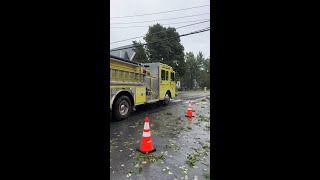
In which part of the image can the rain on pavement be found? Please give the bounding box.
[110,91,211,180]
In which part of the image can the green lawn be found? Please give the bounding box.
[177,89,209,94]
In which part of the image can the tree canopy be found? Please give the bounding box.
[133,24,186,78]
[132,24,210,90]
[179,52,210,89]
[132,41,148,63]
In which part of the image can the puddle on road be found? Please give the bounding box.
[185,117,193,128]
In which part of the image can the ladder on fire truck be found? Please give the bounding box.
[110,68,147,85]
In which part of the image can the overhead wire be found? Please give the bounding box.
[110,5,210,19]
[110,20,210,44]
[110,13,210,25]
[110,18,210,29]
[110,27,210,52]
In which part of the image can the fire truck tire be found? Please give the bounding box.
[113,95,132,121]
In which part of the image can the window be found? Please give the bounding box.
[166,71,169,80]
[171,72,175,81]
[161,70,165,80]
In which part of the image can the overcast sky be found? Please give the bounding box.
[110,0,210,59]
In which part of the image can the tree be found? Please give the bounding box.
[130,24,210,88]
[143,24,186,78]
[205,57,210,88]
[132,41,148,63]
[198,56,210,89]
[181,52,198,89]
[181,52,210,90]
[196,52,205,70]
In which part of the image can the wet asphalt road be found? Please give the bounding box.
[110,91,211,180]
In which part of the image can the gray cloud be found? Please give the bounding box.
[110,0,210,58]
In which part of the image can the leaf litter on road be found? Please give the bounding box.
[185,140,210,167]
[111,94,210,179]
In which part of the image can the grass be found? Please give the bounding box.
[177,89,208,94]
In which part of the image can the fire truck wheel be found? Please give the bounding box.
[163,92,170,105]
[113,95,132,121]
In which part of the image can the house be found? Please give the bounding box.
[110,45,136,61]
[176,80,181,89]
[193,79,200,89]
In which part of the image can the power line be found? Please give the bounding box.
[110,13,210,25]
[111,27,210,51]
[110,27,210,52]
[110,18,210,29]
[110,20,210,44]
[111,20,210,44]
[110,5,210,19]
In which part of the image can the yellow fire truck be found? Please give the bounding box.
[110,55,176,120]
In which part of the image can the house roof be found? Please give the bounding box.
[110,54,140,66]
[110,45,136,61]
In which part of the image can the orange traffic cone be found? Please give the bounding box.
[185,100,194,117]
[137,117,156,154]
